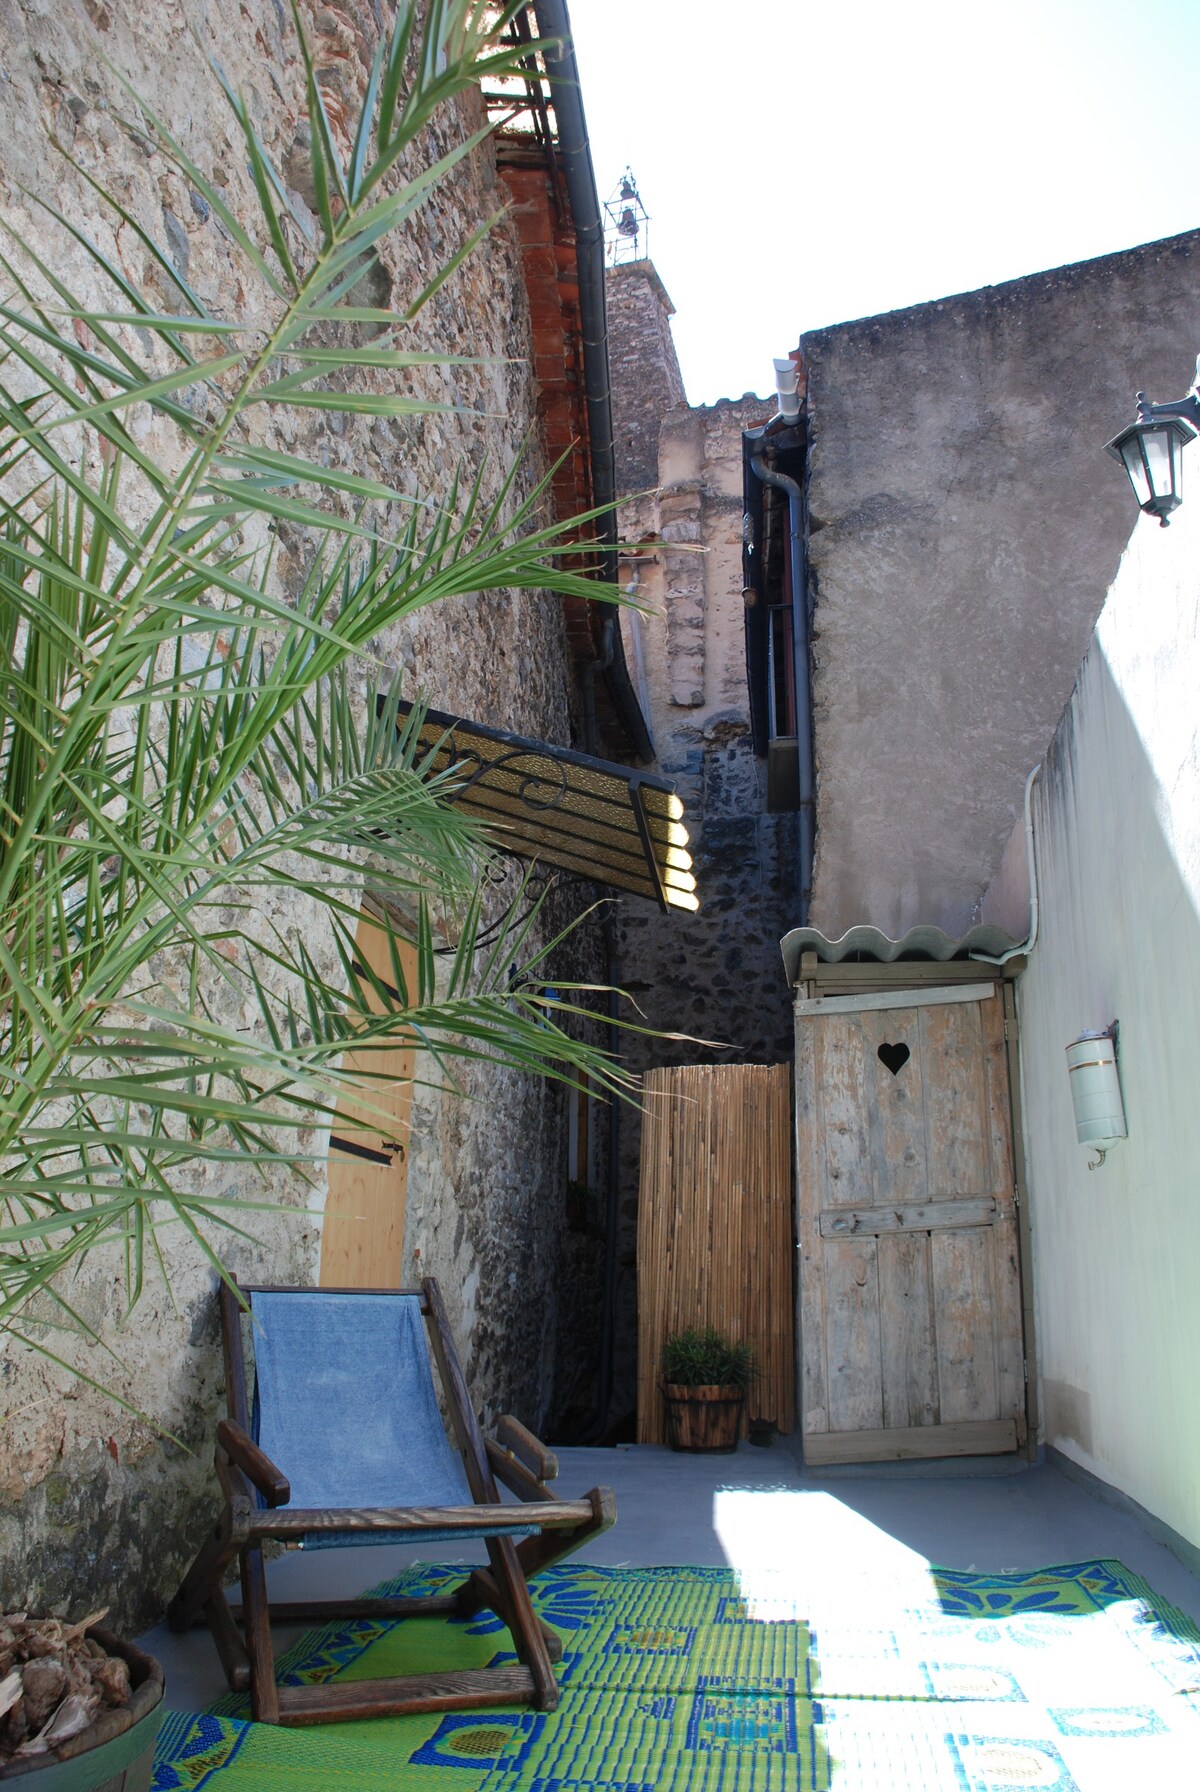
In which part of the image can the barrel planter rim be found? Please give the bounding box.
[0,1629,164,1789]
[661,1381,746,1454]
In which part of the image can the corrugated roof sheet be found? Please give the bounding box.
[780,922,1022,984]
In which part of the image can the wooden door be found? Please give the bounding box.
[795,980,1026,1464]
[319,906,416,1289]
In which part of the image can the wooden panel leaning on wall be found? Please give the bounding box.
[319,904,417,1289]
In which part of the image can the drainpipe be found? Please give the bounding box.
[566,611,621,1444]
[532,0,654,765]
[533,1,645,1440]
[969,765,1042,965]
[750,455,815,926]
[579,614,616,759]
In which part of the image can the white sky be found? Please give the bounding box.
[567,0,1200,407]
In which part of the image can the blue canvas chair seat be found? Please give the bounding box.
[251,1291,535,1549]
[169,1275,616,1727]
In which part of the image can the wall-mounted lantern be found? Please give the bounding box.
[1065,1026,1126,1170]
[1106,355,1200,526]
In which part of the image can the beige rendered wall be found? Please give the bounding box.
[1011,496,1200,1550]
[803,228,1200,939]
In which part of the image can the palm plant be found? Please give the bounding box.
[0,0,636,1378]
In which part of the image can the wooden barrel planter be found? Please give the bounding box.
[0,1633,163,1792]
[662,1383,746,1454]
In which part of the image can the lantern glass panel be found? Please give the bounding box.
[1119,434,1151,505]
[1142,426,1177,501]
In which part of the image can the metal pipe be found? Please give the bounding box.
[970,765,1042,965]
[532,1,652,1440]
[579,613,615,763]
[751,454,815,925]
[532,0,653,764]
[565,609,621,1444]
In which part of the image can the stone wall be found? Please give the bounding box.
[802,227,1200,940]
[604,264,793,1427]
[607,260,688,494]
[0,0,607,1627]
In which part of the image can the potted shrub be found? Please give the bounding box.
[660,1328,757,1453]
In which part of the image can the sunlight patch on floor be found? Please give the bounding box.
[713,1487,933,1609]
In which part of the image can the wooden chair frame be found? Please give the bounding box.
[168,1276,615,1724]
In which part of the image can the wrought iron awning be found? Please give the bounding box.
[396,702,698,913]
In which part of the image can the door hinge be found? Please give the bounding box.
[1022,1357,1029,1383]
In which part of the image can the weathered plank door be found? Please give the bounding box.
[795,979,1026,1464]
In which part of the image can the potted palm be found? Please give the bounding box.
[660,1328,757,1453]
[0,2,644,1784]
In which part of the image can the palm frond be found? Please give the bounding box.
[0,0,646,1377]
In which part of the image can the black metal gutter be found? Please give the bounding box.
[530,2,649,1445]
[746,432,816,926]
[532,0,654,766]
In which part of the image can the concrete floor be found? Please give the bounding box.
[140,1440,1200,1714]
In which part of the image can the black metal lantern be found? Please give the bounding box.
[1105,413,1194,526]
[1106,359,1200,527]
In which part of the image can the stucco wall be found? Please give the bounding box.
[1012,496,1200,1551]
[0,0,605,1625]
[803,228,1200,939]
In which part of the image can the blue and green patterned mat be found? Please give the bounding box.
[151,1558,1200,1791]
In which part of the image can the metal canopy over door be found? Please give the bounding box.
[794,972,1026,1465]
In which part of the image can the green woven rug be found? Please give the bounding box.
[151,1559,1200,1791]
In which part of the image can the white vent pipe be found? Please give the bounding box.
[773,357,800,421]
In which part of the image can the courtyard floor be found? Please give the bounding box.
[139,1439,1200,1713]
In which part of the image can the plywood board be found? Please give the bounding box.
[319,908,417,1289]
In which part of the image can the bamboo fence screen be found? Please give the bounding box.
[636,1063,794,1444]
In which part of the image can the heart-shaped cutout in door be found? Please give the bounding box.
[878,1041,910,1077]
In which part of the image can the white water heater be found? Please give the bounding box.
[1065,1028,1127,1165]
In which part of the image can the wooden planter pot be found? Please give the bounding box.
[0,1633,164,1792]
[661,1383,745,1453]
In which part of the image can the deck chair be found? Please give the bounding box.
[168,1276,615,1724]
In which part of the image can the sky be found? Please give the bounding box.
[567,0,1200,407]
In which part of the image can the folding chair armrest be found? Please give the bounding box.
[495,1415,558,1482]
[486,1436,556,1502]
[217,1418,290,1507]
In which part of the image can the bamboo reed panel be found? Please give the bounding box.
[636,1063,794,1444]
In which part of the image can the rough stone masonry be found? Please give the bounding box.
[0,0,607,1628]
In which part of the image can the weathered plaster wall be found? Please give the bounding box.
[604,265,793,1425]
[1012,496,1200,1552]
[0,0,604,1625]
[803,228,1200,939]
